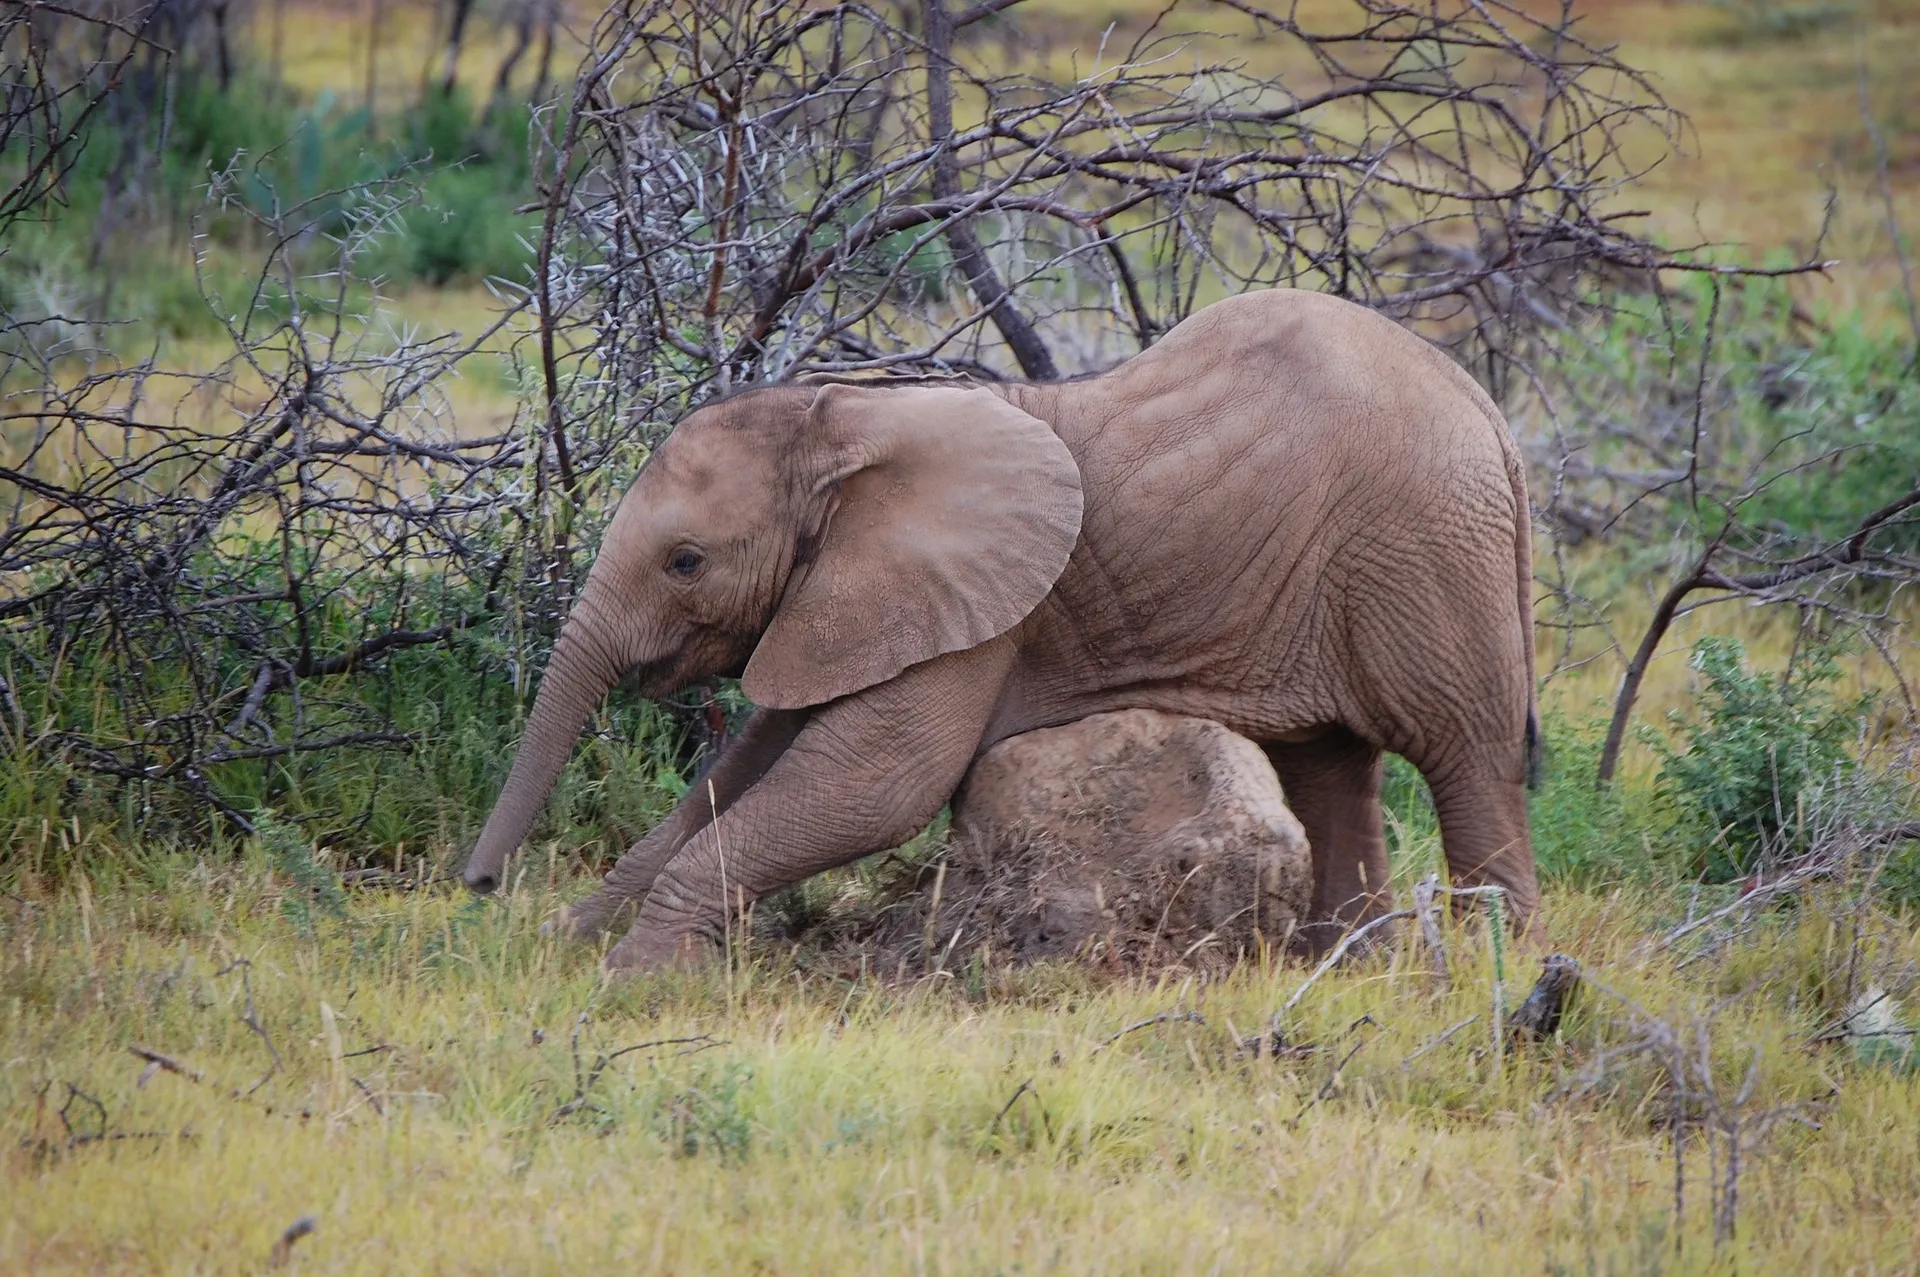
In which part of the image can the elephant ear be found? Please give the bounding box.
[742,384,1083,710]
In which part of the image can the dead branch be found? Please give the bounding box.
[1090,1010,1207,1054]
[266,1215,317,1269]
[130,1044,204,1086]
[216,958,282,1097]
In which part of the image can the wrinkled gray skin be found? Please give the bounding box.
[461,290,1539,969]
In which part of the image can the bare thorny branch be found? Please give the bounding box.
[2,0,1841,836]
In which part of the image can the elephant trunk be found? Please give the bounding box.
[462,586,626,894]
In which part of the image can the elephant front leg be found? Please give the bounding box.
[604,638,1018,970]
[553,707,808,942]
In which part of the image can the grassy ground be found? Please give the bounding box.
[246,0,1919,332]
[5,846,1918,1273]
[8,5,1919,1271]
[1017,0,1920,318]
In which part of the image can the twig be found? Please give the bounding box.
[216,958,282,1097]
[981,1077,1053,1148]
[1090,1010,1206,1054]
[1289,1016,1381,1130]
[1402,1016,1480,1069]
[50,1082,181,1151]
[57,1084,107,1143]
[547,1032,726,1124]
[130,1044,203,1086]
[267,1215,317,1268]
[1275,909,1415,1021]
[350,1076,385,1117]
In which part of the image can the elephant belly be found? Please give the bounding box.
[987,592,1343,751]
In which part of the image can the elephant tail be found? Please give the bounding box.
[1526,705,1545,790]
[1507,434,1544,791]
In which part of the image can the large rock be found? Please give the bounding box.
[928,709,1312,971]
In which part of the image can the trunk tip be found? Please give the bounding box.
[462,861,500,895]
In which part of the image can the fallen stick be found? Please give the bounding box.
[267,1216,317,1268]
[1090,1010,1206,1054]
[130,1045,203,1086]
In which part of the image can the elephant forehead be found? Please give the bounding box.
[639,432,780,507]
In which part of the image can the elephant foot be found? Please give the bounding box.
[543,889,640,944]
[604,924,719,972]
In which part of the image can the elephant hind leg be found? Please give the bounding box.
[1423,763,1539,936]
[1263,728,1392,957]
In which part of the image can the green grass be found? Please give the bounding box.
[7,9,1920,1267]
[5,844,1919,1273]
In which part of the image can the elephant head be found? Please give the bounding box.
[460,382,1083,892]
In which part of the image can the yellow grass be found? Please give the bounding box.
[8,9,1916,1268]
[5,847,1920,1273]
[1016,0,1920,321]
[247,0,1917,314]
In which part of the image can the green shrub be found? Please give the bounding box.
[1527,716,1679,884]
[1381,716,1675,887]
[1650,636,1871,881]
[1,75,542,332]
[1550,279,1920,560]
[256,809,347,934]
[388,167,535,284]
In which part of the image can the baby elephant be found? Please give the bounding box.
[461,288,1541,969]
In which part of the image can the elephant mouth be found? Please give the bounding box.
[626,656,684,699]
[626,629,757,700]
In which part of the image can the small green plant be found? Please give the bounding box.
[1840,987,1918,1074]
[255,810,346,932]
[652,1061,754,1159]
[1650,636,1870,881]
[1701,0,1854,43]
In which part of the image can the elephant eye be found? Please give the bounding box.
[667,547,704,578]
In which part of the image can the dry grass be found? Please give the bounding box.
[265,0,586,109]
[1014,0,1919,321]
[252,0,1917,320]
[5,844,1919,1273]
[9,10,1914,1268]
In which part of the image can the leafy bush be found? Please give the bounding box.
[256,809,347,933]
[1650,636,1871,881]
[1527,716,1679,884]
[1,75,539,327]
[652,1061,755,1159]
[1544,279,1920,558]
[384,167,535,284]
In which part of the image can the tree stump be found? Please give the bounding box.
[921,709,1311,972]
